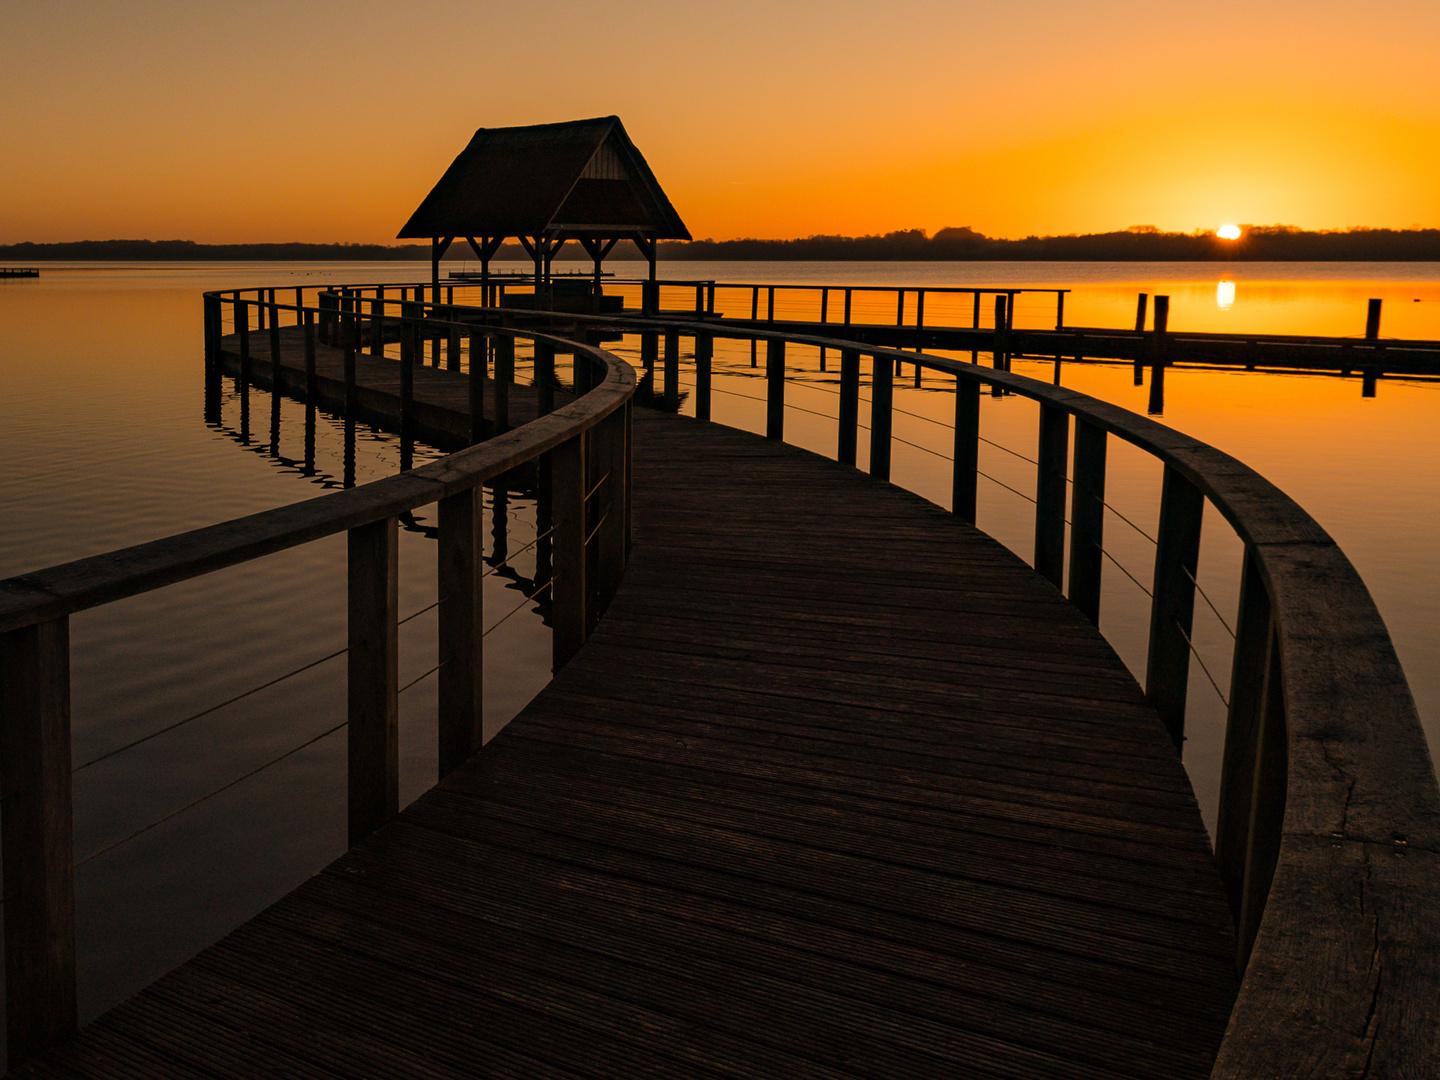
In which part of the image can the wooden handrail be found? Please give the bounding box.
[517,306,1440,1076]
[0,295,637,1064]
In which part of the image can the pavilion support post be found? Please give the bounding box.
[535,340,556,417]
[991,295,1008,397]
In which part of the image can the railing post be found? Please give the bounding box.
[765,339,785,440]
[818,288,829,370]
[1146,465,1204,749]
[438,489,483,778]
[1215,548,1271,909]
[535,340,555,417]
[1236,624,1288,968]
[1,617,78,1064]
[370,290,384,358]
[838,349,860,466]
[694,333,713,422]
[399,315,414,467]
[304,311,318,405]
[663,331,679,401]
[640,331,657,386]
[493,334,513,433]
[447,322,461,372]
[951,376,980,523]
[551,434,587,668]
[237,298,250,384]
[1067,419,1107,623]
[869,353,893,480]
[344,309,359,423]
[468,330,486,444]
[1034,404,1070,587]
[348,517,399,845]
[594,407,628,615]
[268,299,282,386]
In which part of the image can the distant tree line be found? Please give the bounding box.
[658,225,1440,261]
[5,227,1439,262]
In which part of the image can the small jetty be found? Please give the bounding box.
[0,267,39,278]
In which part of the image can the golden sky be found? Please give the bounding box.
[2,0,1437,244]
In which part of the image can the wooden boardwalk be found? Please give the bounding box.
[13,339,1239,1079]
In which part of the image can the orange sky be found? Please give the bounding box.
[2,0,1437,244]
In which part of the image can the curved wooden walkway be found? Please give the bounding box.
[12,351,1238,1078]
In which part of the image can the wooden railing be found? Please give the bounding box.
[500,305,1435,1076]
[0,295,635,1064]
[185,281,1440,1070]
[2,281,1434,1073]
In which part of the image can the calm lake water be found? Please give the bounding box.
[1,259,1436,1038]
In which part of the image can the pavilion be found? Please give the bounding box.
[397,116,691,305]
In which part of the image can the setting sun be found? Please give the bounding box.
[1217,224,1243,240]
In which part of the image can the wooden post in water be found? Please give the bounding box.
[0,617,78,1064]
[838,350,860,467]
[1034,405,1070,587]
[991,295,1007,397]
[765,339,785,441]
[1146,465,1204,750]
[1067,420,1107,623]
[438,489,483,777]
[551,434,587,668]
[870,354,893,480]
[347,517,399,845]
[1148,296,1169,415]
[1133,293,1149,385]
[952,377,980,524]
[818,289,829,370]
[344,310,358,421]
[1365,298,1383,339]
[750,288,759,367]
[694,334,713,421]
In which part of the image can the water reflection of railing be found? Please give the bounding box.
[0,298,634,1064]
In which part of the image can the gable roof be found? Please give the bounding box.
[396,116,690,241]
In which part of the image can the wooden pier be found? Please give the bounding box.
[2,285,1436,1077]
[0,268,39,278]
[12,329,1238,1079]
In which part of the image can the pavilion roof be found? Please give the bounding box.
[396,116,690,241]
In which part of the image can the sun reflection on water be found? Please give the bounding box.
[1216,280,1236,310]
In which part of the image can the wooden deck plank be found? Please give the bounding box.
[12,339,1238,1078]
